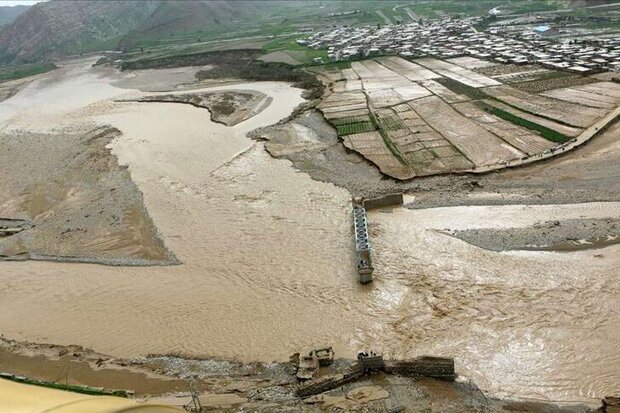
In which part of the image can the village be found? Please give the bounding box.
[300,14,620,74]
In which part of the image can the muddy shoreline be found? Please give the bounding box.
[0,336,602,413]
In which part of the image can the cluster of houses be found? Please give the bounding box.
[487,25,620,73]
[327,9,361,18]
[299,16,620,74]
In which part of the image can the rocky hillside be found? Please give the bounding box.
[0,0,159,64]
[0,0,296,64]
[0,5,29,26]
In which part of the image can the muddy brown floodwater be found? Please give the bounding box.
[0,58,617,404]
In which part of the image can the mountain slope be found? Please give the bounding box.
[0,0,323,64]
[117,0,310,50]
[0,0,384,64]
[0,5,29,26]
[0,0,159,64]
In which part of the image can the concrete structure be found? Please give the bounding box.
[358,352,386,372]
[297,353,319,381]
[363,193,404,210]
[313,347,335,367]
[296,355,457,398]
[296,363,365,398]
[385,356,456,381]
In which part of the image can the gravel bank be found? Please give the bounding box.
[446,218,620,252]
[0,126,177,265]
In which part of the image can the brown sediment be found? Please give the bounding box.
[0,341,185,396]
[130,90,271,126]
[534,236,620,252]
[0,127,177,265]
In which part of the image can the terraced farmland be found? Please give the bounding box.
[316,56,620,180]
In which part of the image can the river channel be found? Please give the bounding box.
[0,58,617,403]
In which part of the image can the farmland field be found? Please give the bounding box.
[540,82,620,109]
[483,85,607,128]
[316,56,618,180]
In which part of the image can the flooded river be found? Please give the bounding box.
[0,58,618,403]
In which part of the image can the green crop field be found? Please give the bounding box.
[336,121,376,135]
[377,115,405,132]
[477,101,569,143]
[0,63,56,83]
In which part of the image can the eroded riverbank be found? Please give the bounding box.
[0,337,602,413]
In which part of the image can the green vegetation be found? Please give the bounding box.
[406,0,502,19]
[0,4,29,25]
[393,0,574,21]
[434,77,490,100]
[261,36,328,66]
[0,376,129,397]
[478,101,569,143]
[378,115,405,131]
[507,0,572,15]
[118,48,262,70]
[336,121,376,135]
[117,1,404,60]
[305,60,353,71]
[119,48,323,99]
[2,0,583,65]
[0,62,56,83]
[368,109,410,168]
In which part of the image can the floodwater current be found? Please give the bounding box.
[0,58,618,404]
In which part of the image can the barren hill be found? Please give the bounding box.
[0,0,159,63]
